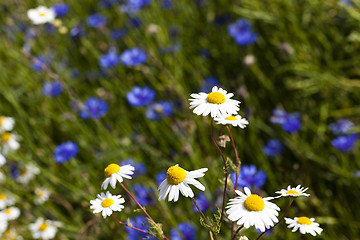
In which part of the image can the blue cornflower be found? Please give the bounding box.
[52,2,69,17]
[122,0,152,13]
[80,97,108,119]
[228,19,257,46]
[42,81,63,97]
[230,165,267,189]
[132,185,155,206]
[155,171,166,186]
[120,48,147,66]
[111,28,128,40]
[170,222,197,240]
[87,13,107,28]
[99,50,120,68]
[331,134,358,152]
[126,86,156,107]
[126,216,156,240]
[270,109,301,133]
[146,101,173,120]
[201,77,219,93]
[328,119,354,135]
[120,158,146,177]
[263,139,284,157]
[54,141,78,163]
[192,193,210,213]
[32,56,46,71]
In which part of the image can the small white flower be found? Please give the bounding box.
[0,153,6,167]
[29,218,58,240]
[275,185,310,198]
[0,193,15,210]
[35,187,51,204]
[101,163,135,190]
[0,116,15,133]
[17,164,40,184]
[1,228,22,240]
[90,191,125,218]
[285,217,323,236]
[0,212,8,235]
[1,132,20,155]
[2,206,20,220]
[239,236,249,240]
[214,114,249,128]
[189,86,240,118]
[27,6,55,25]
[226,187,280,232]
[158,164,208,202]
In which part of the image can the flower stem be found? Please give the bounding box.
[210,119,228,227]
[255,198,294,240]
[231,225,243,240]
[192,198,218,240]
[111,215,157,238]
[120,183,169,240]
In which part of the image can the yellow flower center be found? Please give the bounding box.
[244,194,265,211]
[297,217,312,225]
[225,116,237,121]
[5,208,11,215]
[166,166,187,185]
[20,168,27,176]
[0,194,6,200]
[37,191,44,197]
[39,223,48,231]
[101,198,114,208]
[286,190,300,196]
[40,13,46,17]
[206,92,225,104]
[0,117,4,124]
[104,164,120,178]
[1,133,11,143]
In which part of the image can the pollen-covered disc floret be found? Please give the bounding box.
[90,191,125,218]
[189,86,240,118]
[285,217,323,236]
[158,164,208,202]
[275,185,310,198]
[101,163,135,190]
[214,114,249,128]
[226,187,280,232]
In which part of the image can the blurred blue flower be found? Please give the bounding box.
[70,25,85,37]
[126,216,156,240]
[111,28,128,40]
[99,50,120,68]
[87,14,107,28]
[32,56,46,71]
[162,0,172,9]
[126,86,156,107]
[331,134,358,152]
[340,0,354,6]
[328,119,354,135]
[45,24,56,34]
[129,17,142,28]
[146,101,173,120]
[228,19,257,46]
[170,222,197,240]
[120,48,147,66]
[263,139,284,157]
[122,0,152,13]
[80,97,108,119]
[52,2,69,17]
[54,141,78,163]
[230,165,267,189]
[155,171,166,186]
[201,77,219,93]
[120,158,146,177]
[42,81,63,97]
[132,185,155,206]
[270,109,301,133]
[192,193,210,213]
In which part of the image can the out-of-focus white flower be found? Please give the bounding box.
[35,187,51,204]
[0,132,20,155]
[29,218,59,240]
[17,164,40,184]
[27,6,55,25]
[2,206,20,220]
[0,153,6,167]
[0,212,8,235]
[0,193,15,210]
[0,116,15,133]
[275,185,310,198]
[214,114,249,128]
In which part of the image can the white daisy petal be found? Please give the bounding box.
[285,217,322,236]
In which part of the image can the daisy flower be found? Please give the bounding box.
[239,237,249,240]
[214,114,249,128]
[90,191,125,218]
[17,164,40,184]
[0,132,20,155]
[2,206,20,220]
[27,6,56,25]
[1,228,22,240]
[29,218,59,240]
[226,187,280,232]
[285,217,323,236]
[35,187,51,204]
[189,86,240,118]
[0,153,5,167]
[158,164,208,202]
[0,193,15,210]
[275,185,310,198]
[101,163,135,190]
[0,116,15,133]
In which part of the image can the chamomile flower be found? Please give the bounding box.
[101,163,135,190]
[90,191,125,218]
[158,164,208,202]
[0,193,15,210]
[0,132,20,155]
[0,116,15,133]
[2,206,20,220]
[275,185,310,198]
[226,187,280,232]
[29,218,59,240]
[285,217,323,236]
[215,114,249,128]
[189,86,240,118]
[27,6,55,25]
[239,237,249,240]
[16,164,40,184]
[35,187,51,204]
